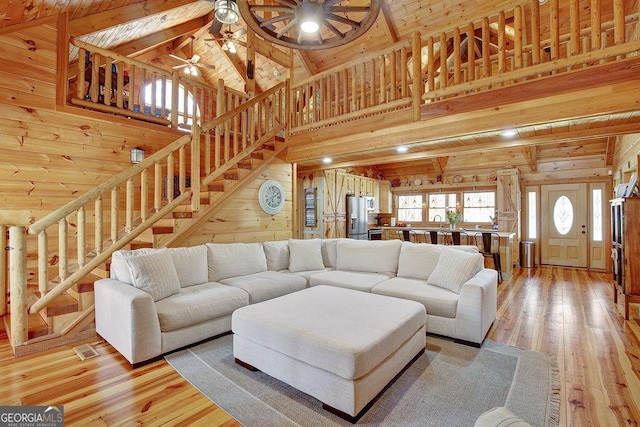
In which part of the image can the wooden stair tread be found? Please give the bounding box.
[151,226,174,234]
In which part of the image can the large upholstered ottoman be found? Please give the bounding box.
[232,285,427,421]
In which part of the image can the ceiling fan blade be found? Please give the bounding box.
[209,19,223,35]
[191,54,201,63]
[172,64,188,69]
[233,28,247,38]
[169,54,188,63]
[198,63,216,70]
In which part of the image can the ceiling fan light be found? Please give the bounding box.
[300,20,320,33]
[227,40,237,54]
[298,2,322,34]
[214,0,239,25]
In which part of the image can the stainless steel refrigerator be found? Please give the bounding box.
[346,195,368,239]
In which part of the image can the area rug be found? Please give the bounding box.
[165,335,559,427]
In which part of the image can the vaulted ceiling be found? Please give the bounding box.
[2,0,639,179]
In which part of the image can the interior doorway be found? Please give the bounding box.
[540,183,588,267]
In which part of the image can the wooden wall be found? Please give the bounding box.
[0,15,296,293]
[0,16,183,229]
[181,160,293,245]
[613,133,640,185]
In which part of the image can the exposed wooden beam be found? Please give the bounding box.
[111,18,209,58]
[68,0,197,37]
[605,136,616,166]
[529,146,538,172]
[247,37,291,68]
[379,0,398,43]
[432,157,448,176]
[246,27,256,95]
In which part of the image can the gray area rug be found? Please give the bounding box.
[165,334,559,427]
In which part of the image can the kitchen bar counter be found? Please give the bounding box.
[378,227,516,279]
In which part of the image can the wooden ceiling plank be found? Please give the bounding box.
[68,0,196,37]
[2,0,27,28]
[295,49,317,77]
[379,0,398,43]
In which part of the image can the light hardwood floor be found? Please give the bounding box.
[1,266,639,426]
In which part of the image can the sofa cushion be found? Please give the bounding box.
[206,243,267,282]
[336,239,402,275]
[397,242,442,280]
[262,240,290,271]
[220,271,307,304]
[427,247,484,294]
[167,245,208,287]
[111,248,157,283]
[288,239,325,272]
[124,250,181,302]
[321,238,338,268]
[155,282,249,332]
[372,277,459,318]
[309,270,392,292]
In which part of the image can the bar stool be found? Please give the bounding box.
[446,230,469,245]
[475,232,502,282]
[424,230,439,244]
[397,229,411,242]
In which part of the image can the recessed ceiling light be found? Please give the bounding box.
[501,129,518,137]
[322,157,332,164]
[396,145,408,153]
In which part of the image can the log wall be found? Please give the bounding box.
[181,160,293,245]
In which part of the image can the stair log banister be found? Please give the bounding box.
[69,39,249,129]
[4,80,288,349]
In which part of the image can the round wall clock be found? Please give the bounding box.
[258,180,285,215]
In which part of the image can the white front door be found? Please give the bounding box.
[541,183,588,267]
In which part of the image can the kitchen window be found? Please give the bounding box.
[427,193,457,223]
[397,195,423,222]
[463,192,496,223]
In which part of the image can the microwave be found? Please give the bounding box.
[365,197,375,211]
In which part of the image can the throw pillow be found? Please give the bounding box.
[397,242,442,280]
[206,243,267,282]
[124,250,181,301]
[110,248,157,284]
[167,245,208,287]
[262,240,290,271]
[288,239,325,272]
[427,246,483,294]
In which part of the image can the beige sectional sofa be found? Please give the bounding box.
[95,238,498,365]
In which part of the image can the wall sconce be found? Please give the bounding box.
[130,147,145,164]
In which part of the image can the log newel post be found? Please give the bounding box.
[9,226,27,346]
[412,31,423,121]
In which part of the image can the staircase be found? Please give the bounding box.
[2,81,288,357]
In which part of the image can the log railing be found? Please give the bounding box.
[2,79,287,349]
[69,40,249,128]
[289,0,640,135]
[418,0,640,102]
[289,38,418,133]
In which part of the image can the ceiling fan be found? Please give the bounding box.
[205,27,247,54]
[169,38,216,75]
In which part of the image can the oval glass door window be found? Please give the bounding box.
[553,196,574,235]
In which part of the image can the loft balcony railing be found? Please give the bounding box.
[289,0,640,134]
[68,39,249,129]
